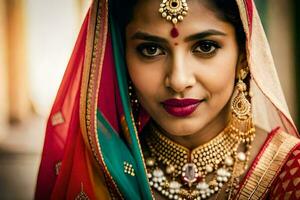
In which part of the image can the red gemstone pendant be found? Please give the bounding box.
[171,27,179,38]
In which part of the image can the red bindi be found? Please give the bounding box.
[170,27,179,38]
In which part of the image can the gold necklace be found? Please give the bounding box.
[144,124,254,200]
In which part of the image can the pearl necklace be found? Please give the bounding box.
[144,125,254,200]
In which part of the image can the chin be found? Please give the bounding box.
[158,119,204,137]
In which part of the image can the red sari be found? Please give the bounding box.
[235,128,300,199]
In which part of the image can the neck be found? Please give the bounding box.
[156,104,230,149]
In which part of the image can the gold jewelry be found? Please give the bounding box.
[124,161,135,176]
[230,68,255,144]
[75,183,90,200]
[144,123,254,200]
[158,0,188,25]
[128,81,141,129]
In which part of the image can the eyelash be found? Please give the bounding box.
[136,43,165,58]
[136,40,221,59]
[192,40,221,57]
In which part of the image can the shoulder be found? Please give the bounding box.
[268,130,300,199]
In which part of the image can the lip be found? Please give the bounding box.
[161,98,203,117]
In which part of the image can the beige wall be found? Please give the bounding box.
[267,0,297,119]
[0,0,8,138]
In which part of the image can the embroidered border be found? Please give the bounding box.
[235,131,300,199]
[79,0,123,198]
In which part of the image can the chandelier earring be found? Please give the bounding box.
[230,68,255,144]
[128,81,141,129]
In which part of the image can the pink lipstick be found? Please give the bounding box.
[161,98,202,117]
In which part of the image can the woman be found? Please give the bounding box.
[35,0,300,199]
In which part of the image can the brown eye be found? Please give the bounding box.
[193,40,220,55]
[137,43,165,58]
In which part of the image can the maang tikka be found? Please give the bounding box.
[158,0,188,38]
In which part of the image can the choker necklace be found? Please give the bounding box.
[144,124,255,200]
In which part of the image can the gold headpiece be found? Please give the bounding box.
[159,0,188,25]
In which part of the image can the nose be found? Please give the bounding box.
[165,53,196,93]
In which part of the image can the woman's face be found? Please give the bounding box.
[126,0,240,137]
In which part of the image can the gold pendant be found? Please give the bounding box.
[158,0,188,25]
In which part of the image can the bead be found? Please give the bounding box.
[145,122,252,200]
[172,18,178,24]
[225,156,234,166]
[169,181,181,189]
[205,165,213,173]
[237,152,246,161]
[146,158,155,167]
[196,182,209,190]
[166,165,175,174]
[153,169,164,177]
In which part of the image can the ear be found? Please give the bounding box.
[235,51,248,79]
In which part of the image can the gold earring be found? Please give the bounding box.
[128,82,139,111]
[230,68,255,144]
[128,81,141,129]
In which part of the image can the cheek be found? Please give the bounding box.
[198,52,238,98]
[126,52,164,100]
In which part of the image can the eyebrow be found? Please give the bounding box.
[130,29,227,43]
[131,32,168,44]
[184,30,227,42]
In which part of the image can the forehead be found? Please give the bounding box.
[127,0,234,38]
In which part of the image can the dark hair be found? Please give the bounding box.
[110,0,245,48]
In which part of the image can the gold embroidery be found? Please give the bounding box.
[282,180,290,190]
[284,191,292,200]
[75,183,90,200]
[79,0,123,198]
[236,131,300,200]
[296,190,300,198]
[51,111,64,126]
[293,150,300,156]
[279,171,287,180]
[123,161,135,176]
[293,177,300,186]
[286,159,295,167]
[55,161,62,176]
[273,184,279,195]
[290,167,298,175]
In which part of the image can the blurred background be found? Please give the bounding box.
[0,0,299,199]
